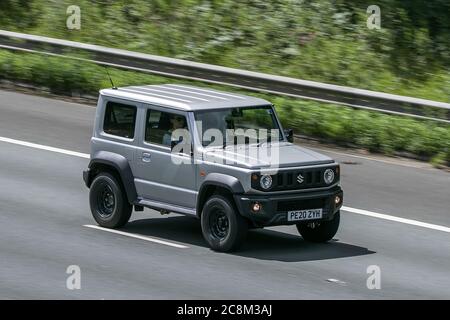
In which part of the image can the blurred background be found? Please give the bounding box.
[0,0,449,166]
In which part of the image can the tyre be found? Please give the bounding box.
[296,211,340,243]
[89,172,132,228]
[201,195,248,252]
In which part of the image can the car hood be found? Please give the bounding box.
[203,142,334,169]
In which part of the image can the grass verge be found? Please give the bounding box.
[0,49,448,166]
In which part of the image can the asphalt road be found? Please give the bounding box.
[0,90,449,299]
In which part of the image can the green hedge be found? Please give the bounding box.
[0,49,448,165]
[274,98,450,165]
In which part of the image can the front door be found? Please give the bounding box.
[133,106,197,209]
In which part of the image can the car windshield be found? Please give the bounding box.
[194,106,283,147]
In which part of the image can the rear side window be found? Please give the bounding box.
[103,102,137,139]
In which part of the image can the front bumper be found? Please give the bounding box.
[234,186,343,227]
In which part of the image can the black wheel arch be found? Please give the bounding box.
[196,173,244,218]
[84,151,137,204]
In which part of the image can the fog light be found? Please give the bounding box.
[335,196,341,205]
[251,202,262,213]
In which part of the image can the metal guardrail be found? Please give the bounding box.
[0,30,449,123]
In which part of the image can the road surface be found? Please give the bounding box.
[0,90,449,299]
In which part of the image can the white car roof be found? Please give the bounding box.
[100,84,271,111]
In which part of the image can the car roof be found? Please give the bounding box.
[100,84,271,111]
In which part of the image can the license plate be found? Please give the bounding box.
[287,209,323,221]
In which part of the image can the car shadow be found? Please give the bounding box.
[123,216,375,262]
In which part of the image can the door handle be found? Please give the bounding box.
[141,152,151,163]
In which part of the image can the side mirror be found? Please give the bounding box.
[284,128,294,143]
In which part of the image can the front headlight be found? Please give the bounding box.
[260,174,273,190]
[324,168,335,184]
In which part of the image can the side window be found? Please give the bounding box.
[145,109,188,147]
[103,102,137,139]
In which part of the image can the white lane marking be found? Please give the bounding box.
[83,225,188,248]
[342,206,450,233]
[326,279,347,285]
[1,135,449,234]
[0,136,90,159]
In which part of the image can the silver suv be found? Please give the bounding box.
[83,84,343,252]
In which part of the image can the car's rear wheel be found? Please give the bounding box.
[201,195,248,252]
[89,173,132,228]
[296,211,340,243]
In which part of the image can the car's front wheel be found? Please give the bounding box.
[201,195,248,252]
[296,211,340,243]
[89,173,132,228]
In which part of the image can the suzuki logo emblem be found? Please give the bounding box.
[297,173,304,184]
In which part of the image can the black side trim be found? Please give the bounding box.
[203,173,245,194]
[138,199,197,216]
[85,151,138,204]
